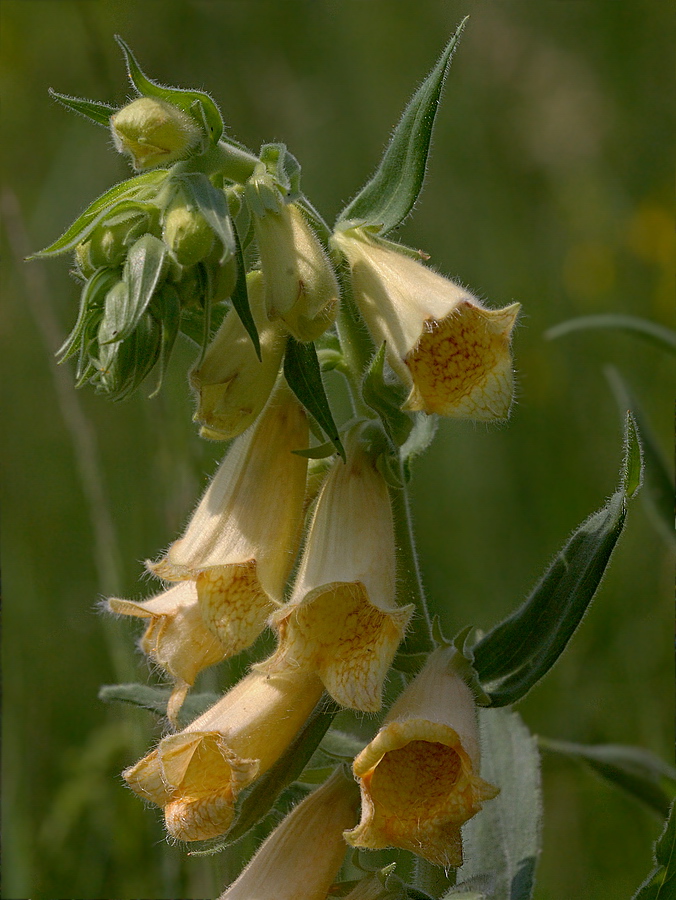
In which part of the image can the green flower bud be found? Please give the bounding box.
[162,196,215,267]
[89,209,156,269]
[205,249,237,304]
[74,240,96,279]
[110,97,201,171]
[254,202,339,342]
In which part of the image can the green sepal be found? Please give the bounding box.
[284,336,346,461]
[401,413,438,481]
[149,283,181,397]
[336,19,467,234]
[32,170,167,257]
[98,683,219,729]
[292,439,337,460]
[229,221,260,358]
[189,695,340,854]
[472,412,643,707]
[540,738,676,819]
[545,313,676,356]
[48,88,115,127]
[57,267,120,362]
[115,233,167,342]
[606,366,674,545]
[457,708,542,900]
[362,343,413,446]
[391,649,429,674]
[632,802,676,899]
[173,172,236,264]
[115,35,223,145]
[96,305,161,400]
[259,142,302,202]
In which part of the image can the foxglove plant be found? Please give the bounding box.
[37,22,658,900]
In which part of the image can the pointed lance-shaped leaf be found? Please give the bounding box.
[472,411,643,707]
[229,216,260,358]
[336,18,467,235]
[48,88,116,127]
[114,233,167,342]
[284,335,345,461]
[115,35,223,144]
[632,801,676,900]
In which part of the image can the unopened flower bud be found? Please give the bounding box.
[254,202,339,342]
[162,195,215,267]
[111,97,201,170]
[89,208,156,268]
[190,270,287,440]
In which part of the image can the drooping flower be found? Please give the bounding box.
[106,581,228,721]
[190,270,288,441]
[123,667,325,841]
[254,202,339,342]
[261,428,413,712]
[149,385,308,656]
[344,646,499,867]
[332,227,520,420]
[218,766,359,900]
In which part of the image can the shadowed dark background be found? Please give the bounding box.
[2,1,673,897]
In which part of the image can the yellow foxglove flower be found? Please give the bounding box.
[332,227,520,420]
[190,270,288,440]
[344,646,499,867]
[149,386,308,655]
[107,581,228,721]
[123,667,324,841]
[262,430,413,712]
[218,766,359,899]
[254,202,339,342]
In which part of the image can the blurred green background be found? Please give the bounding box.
[2,1,673,898]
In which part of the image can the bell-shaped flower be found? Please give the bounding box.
[254,202,339,342]
[190,270,288,440]
[123,667,325,842]
[106,581,228,721]
[261,428,413,712]
[149,385,308,656]
[332,227,520,421]
[344,646,499,867]
[218,766,359,899]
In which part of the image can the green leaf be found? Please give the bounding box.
[545,314,676,356]
[229,220,260,358]
[457,708,542,900]
[362,344,413,446]
[149,283,181,397]
[32,170,167,257]
[98,683,219,728]
[284,336,346,461]
[48,88,116,127]
[472,412,642,707]
[191,695,340,853]
[175,172,236,264]
[115,35,224,144]
[606,366,674,545]
[336,19,467,234]
[541,738,676,818]
[633,802,676,899]
[58,267,120,362]
[118,233,168,341]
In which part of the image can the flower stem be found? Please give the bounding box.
[389,466,434,655]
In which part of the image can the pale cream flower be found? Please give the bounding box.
[218,766,359,900]
[149,386,308,656]
[262,429,413,712]
[332,227,520,420]
[107,581,228,721]
[344,646,499,867]
[255,202,339,342]
[123,667,325,841]
[190,270,288,441]
[110,97,201,170]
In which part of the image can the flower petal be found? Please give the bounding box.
[196,561,278,651]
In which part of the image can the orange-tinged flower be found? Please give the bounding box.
[255,202,339,342]
[107,581,228,721]
[262,429,413,712]
[218,766,360,900]
[190,270,288,441]
[344,647,499,867]
[123,667,325,842]
[332,227,520,420]
[148,386,308,655]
